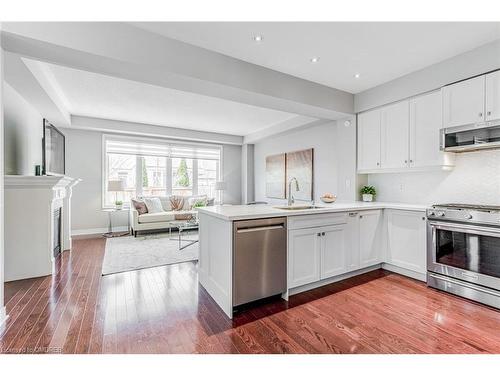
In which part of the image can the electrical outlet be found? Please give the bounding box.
[345,179,351,189]
[399,183,404,192]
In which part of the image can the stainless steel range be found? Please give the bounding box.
[427,204,500,309]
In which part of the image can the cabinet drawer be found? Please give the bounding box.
[288,212,348,230]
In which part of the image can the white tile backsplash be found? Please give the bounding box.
[368,149,500,205]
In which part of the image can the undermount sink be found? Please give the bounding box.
[273,204,323,210]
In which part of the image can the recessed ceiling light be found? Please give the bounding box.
[253,35,263,42]
[354,73,361,79]
[310,57,320,63]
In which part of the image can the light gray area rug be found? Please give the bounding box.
[102,232,199,275]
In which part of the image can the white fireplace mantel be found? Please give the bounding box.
[4,175,81,282]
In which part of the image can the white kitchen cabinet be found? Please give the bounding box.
[359,210,382,267]
[345,210,382,269]
[380,100,410,169]
[357,109,381,170]
[289,210,383,289]
[346,212,361,271]
[288,227,321,288]
[358,93,453,173]
[442,75,486,128]
[320,224,348,279]
[386,210,427,275]
[486,70,500,122]
[410,91,454,168]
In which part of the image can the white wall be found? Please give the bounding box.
[3,82,43,175]
[369,149,500,205]
[355,39,500,112]
[1,41,7,325]
[254,119,360,205]
[65,128,242,234]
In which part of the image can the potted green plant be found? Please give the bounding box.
[360,185,376,202]
[115,200,124,210]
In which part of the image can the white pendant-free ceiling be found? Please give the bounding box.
[38,61,301,136]
[132,22,500,93]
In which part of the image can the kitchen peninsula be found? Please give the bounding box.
[198,202,428,318]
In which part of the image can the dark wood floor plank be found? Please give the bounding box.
[2,237,500,354]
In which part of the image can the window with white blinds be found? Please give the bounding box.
[103,135,221,207]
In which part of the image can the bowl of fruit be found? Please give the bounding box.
[320,193,337,203]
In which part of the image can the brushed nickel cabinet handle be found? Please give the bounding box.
[479,112,483,117]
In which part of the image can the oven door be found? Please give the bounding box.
[427,221,500,291]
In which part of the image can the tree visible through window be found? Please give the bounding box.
[104,137,220,207]
[176,158,190,187]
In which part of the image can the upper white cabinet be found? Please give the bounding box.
[442,75,485,128]
[357,109,381,170]
[385,210,427,276]
[486,70,500,122]
[442,70,500,127]
[410,91,454,168]
[381,101,410,169]
[358,92,453,173]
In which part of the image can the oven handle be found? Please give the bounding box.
[428,220,500,237]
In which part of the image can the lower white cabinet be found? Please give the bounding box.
[320,224,348,279]
[288,227,322,288]
[288,210,382,289]
[359,210,383,267]
[385,209,427,274]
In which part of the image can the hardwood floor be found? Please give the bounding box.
[1,237,499,354]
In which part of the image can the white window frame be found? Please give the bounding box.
[102,134,223,209]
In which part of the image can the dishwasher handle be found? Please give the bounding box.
[236,224,285,233]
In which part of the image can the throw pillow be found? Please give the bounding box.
[131,199,148,215]
[188,196,208,209]
[143,197,164,213]
[207,198,215,206]
[169,195,185,211]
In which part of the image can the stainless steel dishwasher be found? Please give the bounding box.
[233,217,287,307]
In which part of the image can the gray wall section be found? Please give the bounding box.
[3,82,43,175]
[355,39,500,113]
[253,120,359,205]
[65,128,242,233]
[241,143,255,204]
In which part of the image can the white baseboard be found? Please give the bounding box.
[382,263,426,282]
[0,306,7,330]
[72,226,129,236]
[288,263,426,297]
[288,264,382,296]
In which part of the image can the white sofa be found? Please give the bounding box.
[130,195,212,237]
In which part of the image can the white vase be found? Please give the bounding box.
[362,194,373,202]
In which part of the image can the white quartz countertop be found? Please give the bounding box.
[197,201,428,221]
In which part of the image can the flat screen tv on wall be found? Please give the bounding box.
[42,119,66,176]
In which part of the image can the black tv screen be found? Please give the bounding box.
[42,119,65,176]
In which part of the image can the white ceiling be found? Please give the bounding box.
[132,22,500,93]
[37,61,301,136]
